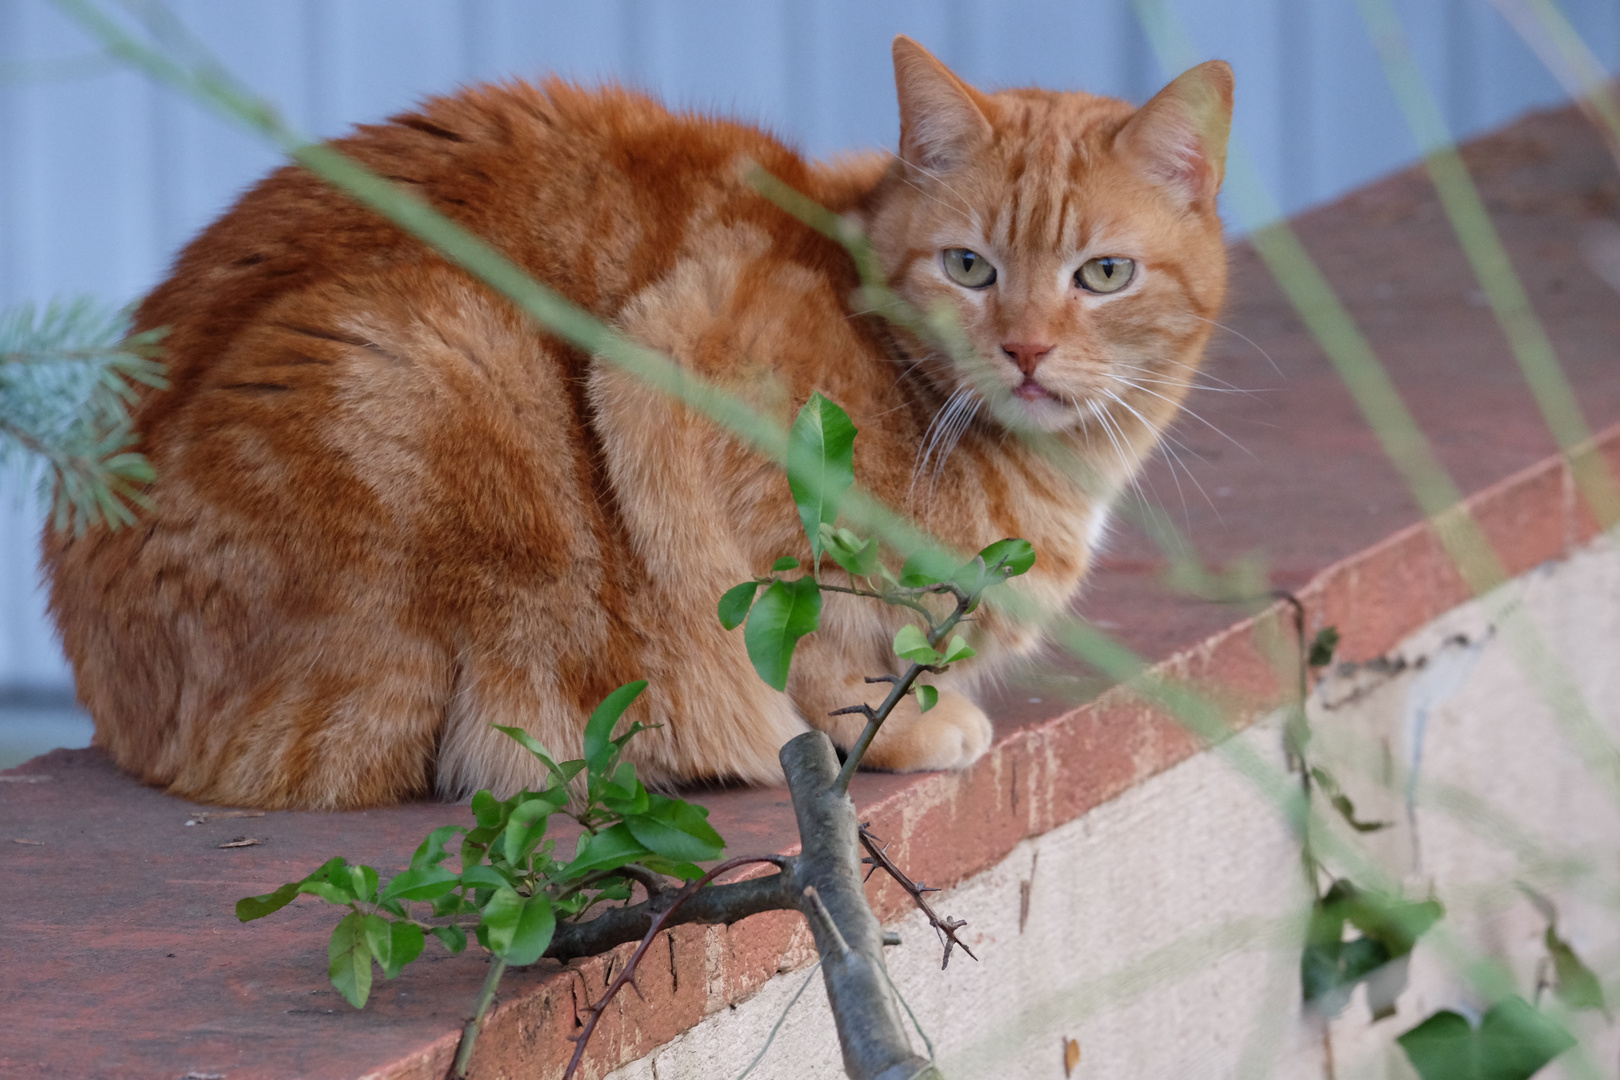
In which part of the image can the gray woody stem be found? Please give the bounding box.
[782,732,943,1080]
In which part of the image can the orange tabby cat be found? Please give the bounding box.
[44,38,1232,809]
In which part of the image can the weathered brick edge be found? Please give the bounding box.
[371,423,1620,1080]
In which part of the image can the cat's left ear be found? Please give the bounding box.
[893,35,994,172]
[1115,60,1234,208]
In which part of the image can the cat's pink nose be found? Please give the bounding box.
[1001,342,1054,375]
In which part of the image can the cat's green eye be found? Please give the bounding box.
[942,248,997,289]
[1076,256,1135,294]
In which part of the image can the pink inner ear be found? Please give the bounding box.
[1143,121,1213,198]
[1119,107,1217,206]
[1118,62,1234,207]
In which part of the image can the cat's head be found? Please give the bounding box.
[864,37,1233,451]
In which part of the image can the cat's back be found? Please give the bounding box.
[142,79,847,374]
[44,79,874,808]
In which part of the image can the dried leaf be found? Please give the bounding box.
[1063,1036,1081,1076]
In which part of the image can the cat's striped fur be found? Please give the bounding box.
[45,38,1232,809]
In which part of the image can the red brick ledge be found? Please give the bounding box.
[3,427,1613,1080]
[337,422,1620,1080]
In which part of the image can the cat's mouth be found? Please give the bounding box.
[1012,376,1056,402]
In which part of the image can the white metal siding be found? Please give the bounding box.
[1,0,1617,692]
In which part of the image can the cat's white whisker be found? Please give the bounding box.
[910,384,973,509]
[1102,388,1222,523]
[885,150,976,216]
[1110,377,1254,460]
[926,394,981,501]
[1112,353,1254,395]
[1106,362,1261,397]
[1083,398,1139,487]
[1187,313,1282,376]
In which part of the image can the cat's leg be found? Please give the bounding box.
[433,590,809,796]
[791,663,995,772]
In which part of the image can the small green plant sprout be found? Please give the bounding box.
[236,681,726,1076]
[1310,766,1391,834]
[1307,625,1341,670]
[717,393,1035,791]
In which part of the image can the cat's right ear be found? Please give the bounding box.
[893,36,993,173]
[1115,60,1235,209]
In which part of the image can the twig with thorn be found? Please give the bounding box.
[858,824,977,970]
[561,856,791,1080]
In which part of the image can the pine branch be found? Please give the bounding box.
[0,298,167,533]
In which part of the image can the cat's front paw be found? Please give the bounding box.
[860,689,994,772]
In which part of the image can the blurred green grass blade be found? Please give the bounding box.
[1489,0,1620,163]
[1132,0,1620,808]
[1357,0,1620,533]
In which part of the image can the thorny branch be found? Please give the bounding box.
[540,734,943,1080]
[562,856,795,1080]
[859,824,977,970]
[833,577,979,794]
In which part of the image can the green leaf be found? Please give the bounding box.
[1302,880,1442,1017]
[823,526,880,577]
[381,866,461,903]
[363,913,394,972]
[916,684,938,713]
[584,681,649,774]
[300,880,357,906]
[328,911,373,1009]
[1346,890,1444,958]
[471,789,505,830]
[236,880,301,922]
[976,538,1035,578]
[718,582,760,631]
[459,864,510,892]
[432,891,475,918]
[1330,793,1390,832]
[786,392,857,563]
[348,865,380,904]
[625,796,725,863]
[600,766,651,817]
[893,624,942,665]
[898,549,957,587]
[562,823,653,878]
[743,577,822,691]
[502,795,560,865]
[410,825,464,870]
[383,920,425,978]
[1398,998,1575,1080]
[1308,626,1341,669]
[501,895,556,966]
[771,556,800,572]
[430,924,467,954]
[941,635,976,664]
[491,725,568,782]
[1547,926,1608,1014]
[604,760,641,798]
[640,855,705,881]
[300,856,355,904]
[480,886,525,955]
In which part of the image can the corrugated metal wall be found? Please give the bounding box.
[1,0,1617,697]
